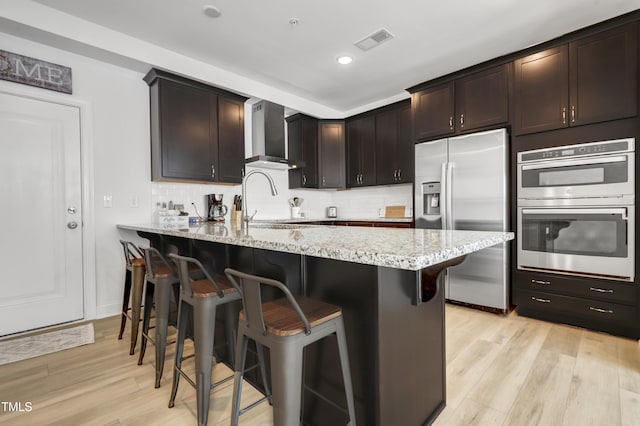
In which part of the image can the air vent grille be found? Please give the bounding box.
[354,28,394,51]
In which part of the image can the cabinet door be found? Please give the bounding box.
[375,108,398,185]
[346,119,361,187]
[287,118,303,188]
[514,46,569,135]
[456,63,510,132]
[347,115,375,187]
[217,96,245,183]
[412,82,455,141]
[395,103,413,183]
[300,117,318,188]
[570,23,637,126]
[318,121,345,188]
[288,116,318,188]
[159,80,217,181]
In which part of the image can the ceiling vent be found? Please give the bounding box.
[354,28,394,51]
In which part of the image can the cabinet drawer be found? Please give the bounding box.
[515,270,637,306]
[515,288,637,324]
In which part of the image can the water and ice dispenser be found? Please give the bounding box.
[422,182,441,215]
[415,182,443,230]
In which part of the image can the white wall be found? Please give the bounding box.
[0,32,152,318]
[0,31,412,321]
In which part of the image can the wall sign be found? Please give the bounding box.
[0,50,72,94]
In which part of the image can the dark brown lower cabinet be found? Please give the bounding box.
[514,270,639,338]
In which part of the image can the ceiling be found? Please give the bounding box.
[8,1,640,116]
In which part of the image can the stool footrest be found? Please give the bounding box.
[303,383,350,416]
[239,395,270,416]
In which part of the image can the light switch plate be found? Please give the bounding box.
[103,195,113,208]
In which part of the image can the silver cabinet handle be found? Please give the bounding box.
[211,165,215,178]
[562,107,567,124]
[531,279,550,285]
[589,306,613,314]
[449,116,453,130]
[360,174,363,184]
[571,105,576,123]
[67,221,78,229]
[302,174,307,186]
[397,169,401,180]
[531,296,550,303]
[67,206,77,214]
[460,114,464,128]
[322,177,326,186]
[590,287,614,294]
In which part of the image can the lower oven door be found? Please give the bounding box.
[517,206,635,281]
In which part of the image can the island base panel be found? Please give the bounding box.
[304,257,446,425]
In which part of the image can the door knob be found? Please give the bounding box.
[67,221,78,229]
[67,207,77,214]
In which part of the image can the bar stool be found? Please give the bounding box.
[137,246,183,388]
[168,254,248,426]
[118,240,146,356]
[224,268,357,426]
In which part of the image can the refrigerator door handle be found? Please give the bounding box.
[446,162,454,229]
[440,162,448,229]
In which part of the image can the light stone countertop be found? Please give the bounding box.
[117,222,513,271]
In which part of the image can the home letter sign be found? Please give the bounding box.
[0,50,72,94]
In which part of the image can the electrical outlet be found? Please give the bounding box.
[129,196,139,208]
[103,195,113,208]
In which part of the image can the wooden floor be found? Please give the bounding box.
[0,304,638,425]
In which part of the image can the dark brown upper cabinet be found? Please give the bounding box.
[287,113,318,188]
[412,63,510,141]
[412,82,455,140]
[144,69,247,183]
[318,120,346,188]
[514,22,637,135]
[346,115,376,187]
[455,64,510,132]
[376,101,413,185]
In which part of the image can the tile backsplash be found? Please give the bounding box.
[151,167,412,221]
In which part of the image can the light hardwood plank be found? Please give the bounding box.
[0,306,638,425]
[465,317,551,413]
[562,331,621,425]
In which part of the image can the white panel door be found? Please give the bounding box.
[0,92,83,336]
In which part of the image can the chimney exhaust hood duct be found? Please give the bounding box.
[246,100,305,170]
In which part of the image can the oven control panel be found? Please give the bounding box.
[519,139,633,162]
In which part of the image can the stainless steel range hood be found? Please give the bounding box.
[246,100,305,170]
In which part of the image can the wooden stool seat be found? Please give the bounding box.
[190,275,237,298]
[240,296,342,336]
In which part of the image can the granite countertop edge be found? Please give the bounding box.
[117,223,513,271]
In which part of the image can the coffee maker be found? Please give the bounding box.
[206,194,228,222]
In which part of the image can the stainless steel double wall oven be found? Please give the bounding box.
[517,138,635,282]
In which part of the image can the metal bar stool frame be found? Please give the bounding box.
[225,268,357,426]
[168,254,258,426]
[137,246,183,388]
[118,240,146,355]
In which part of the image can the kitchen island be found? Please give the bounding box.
[117,222,513,425]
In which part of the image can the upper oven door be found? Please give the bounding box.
[518,152,634,200]
[517,206,635,281]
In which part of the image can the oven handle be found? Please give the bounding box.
[521,208,629,219]
[521,155,628,171]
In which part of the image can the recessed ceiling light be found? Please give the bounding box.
[337,56,353,65]
[202,5,221,18]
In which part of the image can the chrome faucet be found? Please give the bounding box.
[241,169,278,230]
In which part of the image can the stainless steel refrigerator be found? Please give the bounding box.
[414,128,510,312]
